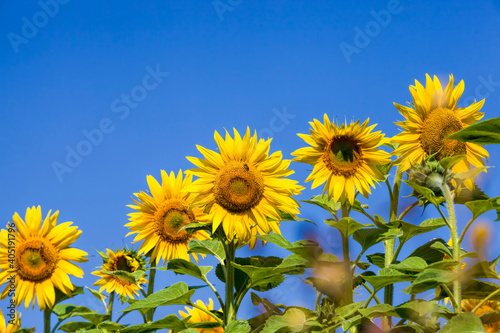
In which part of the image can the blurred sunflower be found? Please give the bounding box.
[184,128,303,246]
[292,115,390,205]
[0,309,20,333]
[92,248,147,299]
[462,299,500,333]
[179,298,223,333]
[126,170,209,264]
[0,207,88,310]
[392,74,489,189]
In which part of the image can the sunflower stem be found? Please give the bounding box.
[341,204,353,305]
[383,169,401,330]
[442,182,461,313]
[224,239,236,327]
[107,291,115,322]
[44,308,51,333]
[146,260,157,322]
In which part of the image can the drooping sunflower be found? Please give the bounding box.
[292,115,391,205]
[92,248,147,299]
[0,207,88,310]
[392,74,489,189]
[126,170,210,264]
[0,310,21,333]
[178,299,223,333]
[184,128,303,246]
[462,299,500,332]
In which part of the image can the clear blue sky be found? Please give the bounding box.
[2,0,500,329]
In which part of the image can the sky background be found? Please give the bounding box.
[1,0,500,330]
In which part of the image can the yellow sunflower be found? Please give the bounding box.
[392,74,489,189]
[292,115,391,205]
[462,299,500,333]
[0,206,88,310]
[92,248,147,299]
[184,128,303,246]
[0,309,20,333]
[126,170,210,264]
[179,298,223,333]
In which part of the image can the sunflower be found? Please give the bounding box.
[126,170,210,264]
[184,128,303,246]
[392,74,489,189]
[0,309,20,333]
[462,299,500,333]
[92,248,147,299]
[0,207,88,310]
[292,115,391,205]
[178,298,223,333]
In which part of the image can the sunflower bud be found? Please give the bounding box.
[409,156,454,198]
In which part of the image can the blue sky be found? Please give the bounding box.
[1,0,500,329]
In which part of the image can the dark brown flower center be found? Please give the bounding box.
[154,201,194,244]
[420,108,467,159]
[16,238,58,282]
[322,136,362,177]
[214,161,264,213]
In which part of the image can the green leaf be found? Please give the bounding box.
[187,321,222,329]
[54,286,84,307]
[164,258,212,281]
[455,185,489,205]
[187,239,225,263]
[366,253,386,268]
[261,308,307,333]
[461,280,500,301]
[225,319,251,333]
[406,180,443,207]
[100,270,145,284]
[409,239,446,264]
[359,304,397,318]
[325,217,370,238]
[179,330,200,333]
[439,155,466,170]
[301,195,341,216]
[120,314,189,333]
[58,322,95,332]
[272,210,314,225]
[122,282,194,313]
[465,197,500,221]
[464,256,500,280]
[179,222,211,234]
[256,234,324,261]
[447,117,500,145]
[402,269,456,294]
[85,287,108,312]
[389,257,428,272]
[440,312,487,333]
[454,167,488,181]
[96,321,125,330]
[398,218,447,244]
[335,301,365,318]
[353,228,403,254]
[362,268,414,291]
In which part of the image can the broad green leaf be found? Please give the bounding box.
[100,270,145,285]
[406,180,443,207]
[402,269,456,294]
[455,185,489,205]
[256,233,292,250]
[409,239,446,264]
[447,117,500,145]
[394,300,451,329]
[85,287,108,311]
[96,322,125,330]
[439,155,466,170]
[301,195,341,216]
[359,304,397,318]
[179,330,200,333]
[465,197,500,221]
[461,280,500,301]
[250,292,283,315]
[272,210,314,226]
[325,217,370,238]
[398,218,446,244]
[362,268,414,291]
[187,239,225,263]
[454,167,488,181]
[54,286,84,307]
[187,321,222,329]
[440,312,487,333]
[353,228,403,254]
[256,234,323,261]
[426,260,459,270]
[122,282,194,313]
[389,257,428,272]
[179,222,211,234]
[58,322,94,332]
[225,319,251,333]
[366,253,386,268]
[464,256,500,280]
[335,301,364,318]
[120,314,189,333]
[164,258,212,281]
[261,308,307,333]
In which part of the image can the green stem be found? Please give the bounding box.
[191,303,224,326]
[471,288,500,313]
[341,204,353,305]
[458,217,476,245]
[44,308,51,333]
[107,291,115,322]
[224,240,236,326]
[205,278,225,312]
[146,260,157,322]
[442,183,461,313]
[397,201,419,220]
[441,284,459,310]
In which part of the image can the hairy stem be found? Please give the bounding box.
[146,260,157,322]
[107,291,115,322]
[224,240,236,326]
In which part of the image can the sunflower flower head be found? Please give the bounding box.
[462,299,500,332]
[392,74,489,190]
[0,309,21,333]
[184,128,303,248]
[126,170,210,265]
[92,247,147,300]
[0,206,88,310]
[292,115,391,205]
[178,298,223,333]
